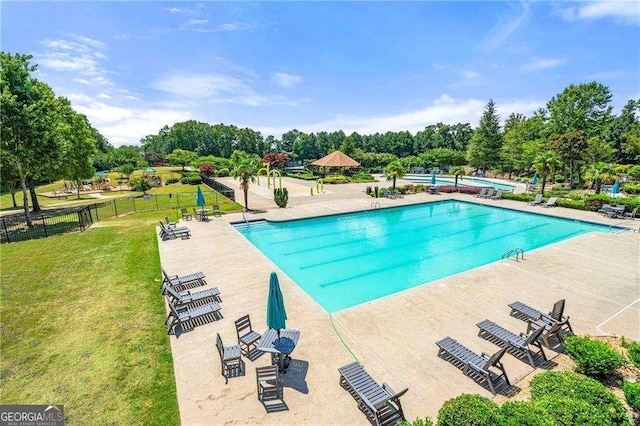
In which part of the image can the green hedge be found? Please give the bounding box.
[623,182,640,194]
[323,176,350,184]
[436,394,500,426]
[498,401,555,426]
[625,341,640,369]
[622,380,640,411]
[165,177,179,184]
[180,175,203,185]
[564,336,626,378]
[532,395,615,425]
[531,371,629,425]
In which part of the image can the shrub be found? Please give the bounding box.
[622,182,640,194]
[564,336,626,378]
[199,162,216,177]
[436,394,500,426]
[165,177,179,185]
[503,192,536,202]
[287,172,317,180]
[273,187,288,208]
[531,371,628,425]
[628,165,640,179]
[622,380,640,411]
[498,401,555,426]
[532,395,613,425]
[180,175,202,185]
[323,175,350,184]
[399,417,434,426]
[128,177,152,193]
[350,172,376,183]
[216,168,230,177]
[625,341,640,369]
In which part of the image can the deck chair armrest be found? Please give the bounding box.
[540,313,559,324]
[382,382,396,396]
[481,351,492,359]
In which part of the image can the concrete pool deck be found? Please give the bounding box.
[158,177,639,425]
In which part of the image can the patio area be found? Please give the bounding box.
[158,177,639,424]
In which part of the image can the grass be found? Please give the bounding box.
[0,210,180,425]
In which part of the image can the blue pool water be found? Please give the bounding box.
[402,175,516,191]
[234,201,612,313]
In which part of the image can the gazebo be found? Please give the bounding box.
[311,151,360,176]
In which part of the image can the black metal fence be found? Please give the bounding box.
[200,175,235,201]
[1,205,93,243]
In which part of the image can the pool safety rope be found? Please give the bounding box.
[329,314,359,363]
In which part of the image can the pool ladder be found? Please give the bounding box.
[242,209,249,225]
[502,248,525,261]
[371,202,381,210]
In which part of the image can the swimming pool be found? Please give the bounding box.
[234,201,612,313]
[402,175,516,191]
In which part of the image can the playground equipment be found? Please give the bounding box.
[257,163,282,189]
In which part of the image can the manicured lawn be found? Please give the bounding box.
[0,211,181,425]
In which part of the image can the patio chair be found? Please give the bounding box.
[474,188,489,198]
[435,336,509,395]
[490,189,503,200]
[165,300,222,334]
[598,203,612,215]
[480,189,496,199]
[165,216,177,228]
[212,204,222,217]
[216,333,243,384]
[540,197,557,208]
[256,365,283,403]
[529,194,543,206]
[508,299,567,325]
[476,319,547,367]
[338,361,408,426]
[159,222,191,241]
[234,314,261,358]
[161,268,206,292]
[163,284,221,307]
[180,207,193,221]
[624,207,638,220]
[527,317,575,349]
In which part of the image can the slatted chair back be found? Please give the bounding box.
[164,285,184,303]
[524,325,546,345]
[168,300,181,319]
[482,347,507,370]
[235,314,253,340]
[216,333,224,358]
[549,299,565,321]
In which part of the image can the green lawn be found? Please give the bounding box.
[0,211,181,424]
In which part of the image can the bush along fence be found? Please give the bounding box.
[1,205,93,244]
[200,175,235,201]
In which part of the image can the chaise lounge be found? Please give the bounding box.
[159,221,191,240]
[476,319,547,367]
[161,268,207,292]
[338,361,408,426]
[163,284,221,307]
[436,336,509,395]
[165,300,222,334]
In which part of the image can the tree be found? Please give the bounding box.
[548,130,588,187]
[533,151,560,195]
[199,163,216,177]
[1,53,63,225]
[166,149,197,171]
[583,162,615,194]
[262,152,291,169]
[546,82,613,140]
[467,99,503,171]
[114,163,135,180]
[384,160,406,193]
[128,177,152,193]
[604,99,639,163]
[231,151,259,210]
[501,113,527,178]
[449,166,466,188]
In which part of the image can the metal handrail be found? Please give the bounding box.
[502,248,525,261]
[370,202,381,210]
[242,209,249,225]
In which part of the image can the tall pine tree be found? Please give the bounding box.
[467,99,503,172]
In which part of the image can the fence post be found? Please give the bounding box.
[132,196,136,212]
[114,199,118,217]
[155,194,159,210]
[94,203,99,221]
[177,193,180,207]
[1,217,9,243]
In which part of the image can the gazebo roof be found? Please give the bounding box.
[311,151,360,168]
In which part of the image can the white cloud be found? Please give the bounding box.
[165,7,186,13]
[194,22,258,33]
[271,72,303,88]
[521,58,565,71]
[186,19,208,26]
[98,93,111,99]
[480,2,531,51]
[253,95,545,138]
[461,70,480,80]
[152,72,299,106]
[557,1,640,25]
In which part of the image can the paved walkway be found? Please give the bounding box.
[158,177,639,425]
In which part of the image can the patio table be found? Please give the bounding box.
[195,209,210,221]
[257,328,300,373]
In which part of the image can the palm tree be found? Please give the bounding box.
[533,151,560,196]
[583,162,615,194]
[232,156,259,211]
[384,160,406,193]
[449,166,466,188]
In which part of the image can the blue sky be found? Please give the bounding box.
[2,1,639,147]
